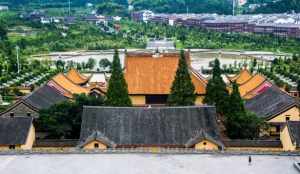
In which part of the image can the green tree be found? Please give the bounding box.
[0,24,7,41]
[55,60,65,71]
[226,82,262,139]
[86,58,96,70]
[105,49,132,106]
[99,58,112,71]
[38,94,104,139]
[228,82,245,114]
[204,59,229,114]
[168,50,196,106]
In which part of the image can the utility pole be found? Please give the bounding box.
[16,46,20,74]
[186,6,189,16]
[68,0,71,16]
[233,0,236,16]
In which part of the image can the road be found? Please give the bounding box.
[0,154,299,174]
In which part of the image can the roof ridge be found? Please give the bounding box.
[83,105,216,109]
[66,68,91,82]
[48,79,74,98]
[52,73,89,93]
[239,73,264,87]
[189,68,208,86]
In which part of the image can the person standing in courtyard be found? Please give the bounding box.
[249,156,252,165]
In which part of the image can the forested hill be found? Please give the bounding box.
[1,0,232,14]
[248,0,300,13]
[131,0,232,14]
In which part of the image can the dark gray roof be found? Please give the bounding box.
[287,121,300,147]
[79,106,223,148]
[34,139,78,147]
[24,85,67,110]
[223,140,282,148]
[245,86,298,120]
[0,117,33,145]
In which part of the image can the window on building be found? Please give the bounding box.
[145,95,168,105]
[27,112,31,117]
[94,143,99,148]
[9,145,15,149]
[276,125,281,132]
[203,142,207,146]
[9,113,14,118]
[286,116,290,121]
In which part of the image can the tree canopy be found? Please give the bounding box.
[204,59,230,115]
[225,82,262,139]
[249,0,300,13]
[105,49,132,106]
[167,50,196,106]
[38,94,104,139]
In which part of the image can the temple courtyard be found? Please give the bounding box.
[0,154,299,174]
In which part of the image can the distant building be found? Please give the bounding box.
[131,10,154,22]
[146,13,300,38]
[84,15,106,25]
[146,39,175,51]
[0,117,35,150]
[23,11,46,22]
[79,106,223,150]
[238,0,247,6]
[40,17,51,24]
[64,16,77,25]
[0,5,8,11]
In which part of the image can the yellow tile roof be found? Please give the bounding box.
[66,68,90,85]
[239,74,267,97]
[52,73,90,95]
[124,52,207,95]
[228,69,253,85]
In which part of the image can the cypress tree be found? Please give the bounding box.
[167,50,196,106]
[228,82,245,114]
[105,49,132,106]
[204,59,229,114]
[226,81,262,139]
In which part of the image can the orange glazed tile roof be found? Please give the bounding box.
[124,52,207,95]
[51,73,90,96]
[228,69,253,85]
[243,81,273,99]
[66,68,90,85]
[87,83,107,95]
[239,74,267,97]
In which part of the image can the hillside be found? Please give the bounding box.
[1,0,233,14]
[248,0,300,13]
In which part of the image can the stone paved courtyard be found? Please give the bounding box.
[0,154,299,174]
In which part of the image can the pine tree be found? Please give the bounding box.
[226,81,262,139]
[228,82,245,114]
[105,49,132,106]
[167,50,196,106]
[204,59,229,114]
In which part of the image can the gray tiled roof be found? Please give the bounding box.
[0,117,33,145]
[24,85,67,110]
[79,106,223,148]
[223,140,282,148]
[287,121,300,147]
[245,86,298,120]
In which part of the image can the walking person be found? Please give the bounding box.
[248,156,252,166]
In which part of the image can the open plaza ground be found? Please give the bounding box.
[0,153,299,174]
